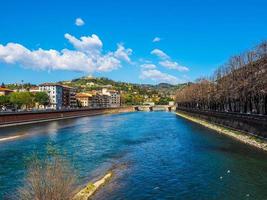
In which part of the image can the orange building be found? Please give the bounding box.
[76,93,93,107]
[0,87,13,96]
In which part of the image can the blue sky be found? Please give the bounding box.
[0,0,267,85]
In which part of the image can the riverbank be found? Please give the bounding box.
[0,106,135,128]
[176,111,267,152]
[73,172,113,200]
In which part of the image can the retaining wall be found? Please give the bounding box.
[0,107,134,127]
[176,108,267,138]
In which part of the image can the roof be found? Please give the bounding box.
[39,83,63,87]
[30,87,39,90]
[76,93,93,97]
[62,85,74,89]
[0,87,13,92]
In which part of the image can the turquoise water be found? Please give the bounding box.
[0,112,267,199]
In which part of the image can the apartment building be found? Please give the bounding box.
[62,86,77,108]
[101,88,121,108]
[76,93,92,107]
[39,83,63,110]
[39,84,77,109]
[76,89,120,109]
[91,93,110,108]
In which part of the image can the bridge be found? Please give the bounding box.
[134,105,176,112]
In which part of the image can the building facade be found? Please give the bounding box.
[76,89,121,109]
[76,93,92,107]
[39,84,63,110]
[101,88,121,108]
[91,93,110,108]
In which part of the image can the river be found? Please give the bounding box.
[0,112,267,199]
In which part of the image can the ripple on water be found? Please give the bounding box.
[1,112,267,200]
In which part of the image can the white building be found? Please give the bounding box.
[101,88,121,108]
[39,84,63,110]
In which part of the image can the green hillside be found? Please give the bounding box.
[59,76,187,105]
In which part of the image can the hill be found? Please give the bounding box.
[59,76,187,105]
[59,76,186,96]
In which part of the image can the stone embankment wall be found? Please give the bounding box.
[0,107,134,127]
[177,108,267,138]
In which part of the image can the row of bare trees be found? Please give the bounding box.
[176,41,267,115]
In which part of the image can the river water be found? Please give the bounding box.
[0,112,267,199]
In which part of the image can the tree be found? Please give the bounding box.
[9,92,34,109]
[157,97,173,105]
[34,92,49,107]
[0,95,10,107]
[175,41,267,115]
[18,147,77,200]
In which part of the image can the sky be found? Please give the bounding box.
[0,0,267,85]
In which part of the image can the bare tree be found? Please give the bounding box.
[18,154,77,200]
[176,41,267,115]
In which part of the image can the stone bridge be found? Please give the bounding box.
[134,105,176,112]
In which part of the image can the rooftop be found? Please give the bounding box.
[76,93,93,97]
[39,83,63,87]
[0,87,13,92]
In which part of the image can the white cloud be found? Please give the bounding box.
[0,34,132,73]
[159,60,189,72]
[153,37,161,43]
[64,33,103,54]
[140,63,157,69]
[140,69,179,84]
[114,43,132,62]
[151,49,169,60]
[150,48,189,72]
[75,18,85,26]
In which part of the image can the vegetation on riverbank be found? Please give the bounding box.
[15,148,114,200]
[17,148,77,200]
[0,91,49,110]
[176,111,267,152]
[73,172,113,200]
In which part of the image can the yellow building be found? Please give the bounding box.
[76,93,93,107]
[0,87,13,96]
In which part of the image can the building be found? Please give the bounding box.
[168,101,175,106]
[39,84,77,109]
[29,87,40,94]
[143,102,155,106]
[76,93,92,107]
[39,83,63,110]
[86,82,96,87]
[69,87,77,108]
[62,86,77,108]
[91,93,110,108]
[0,87,13,96]
[101,88,121,108]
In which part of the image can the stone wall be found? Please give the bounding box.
[0,107,134,127]
[177,108,267,138]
